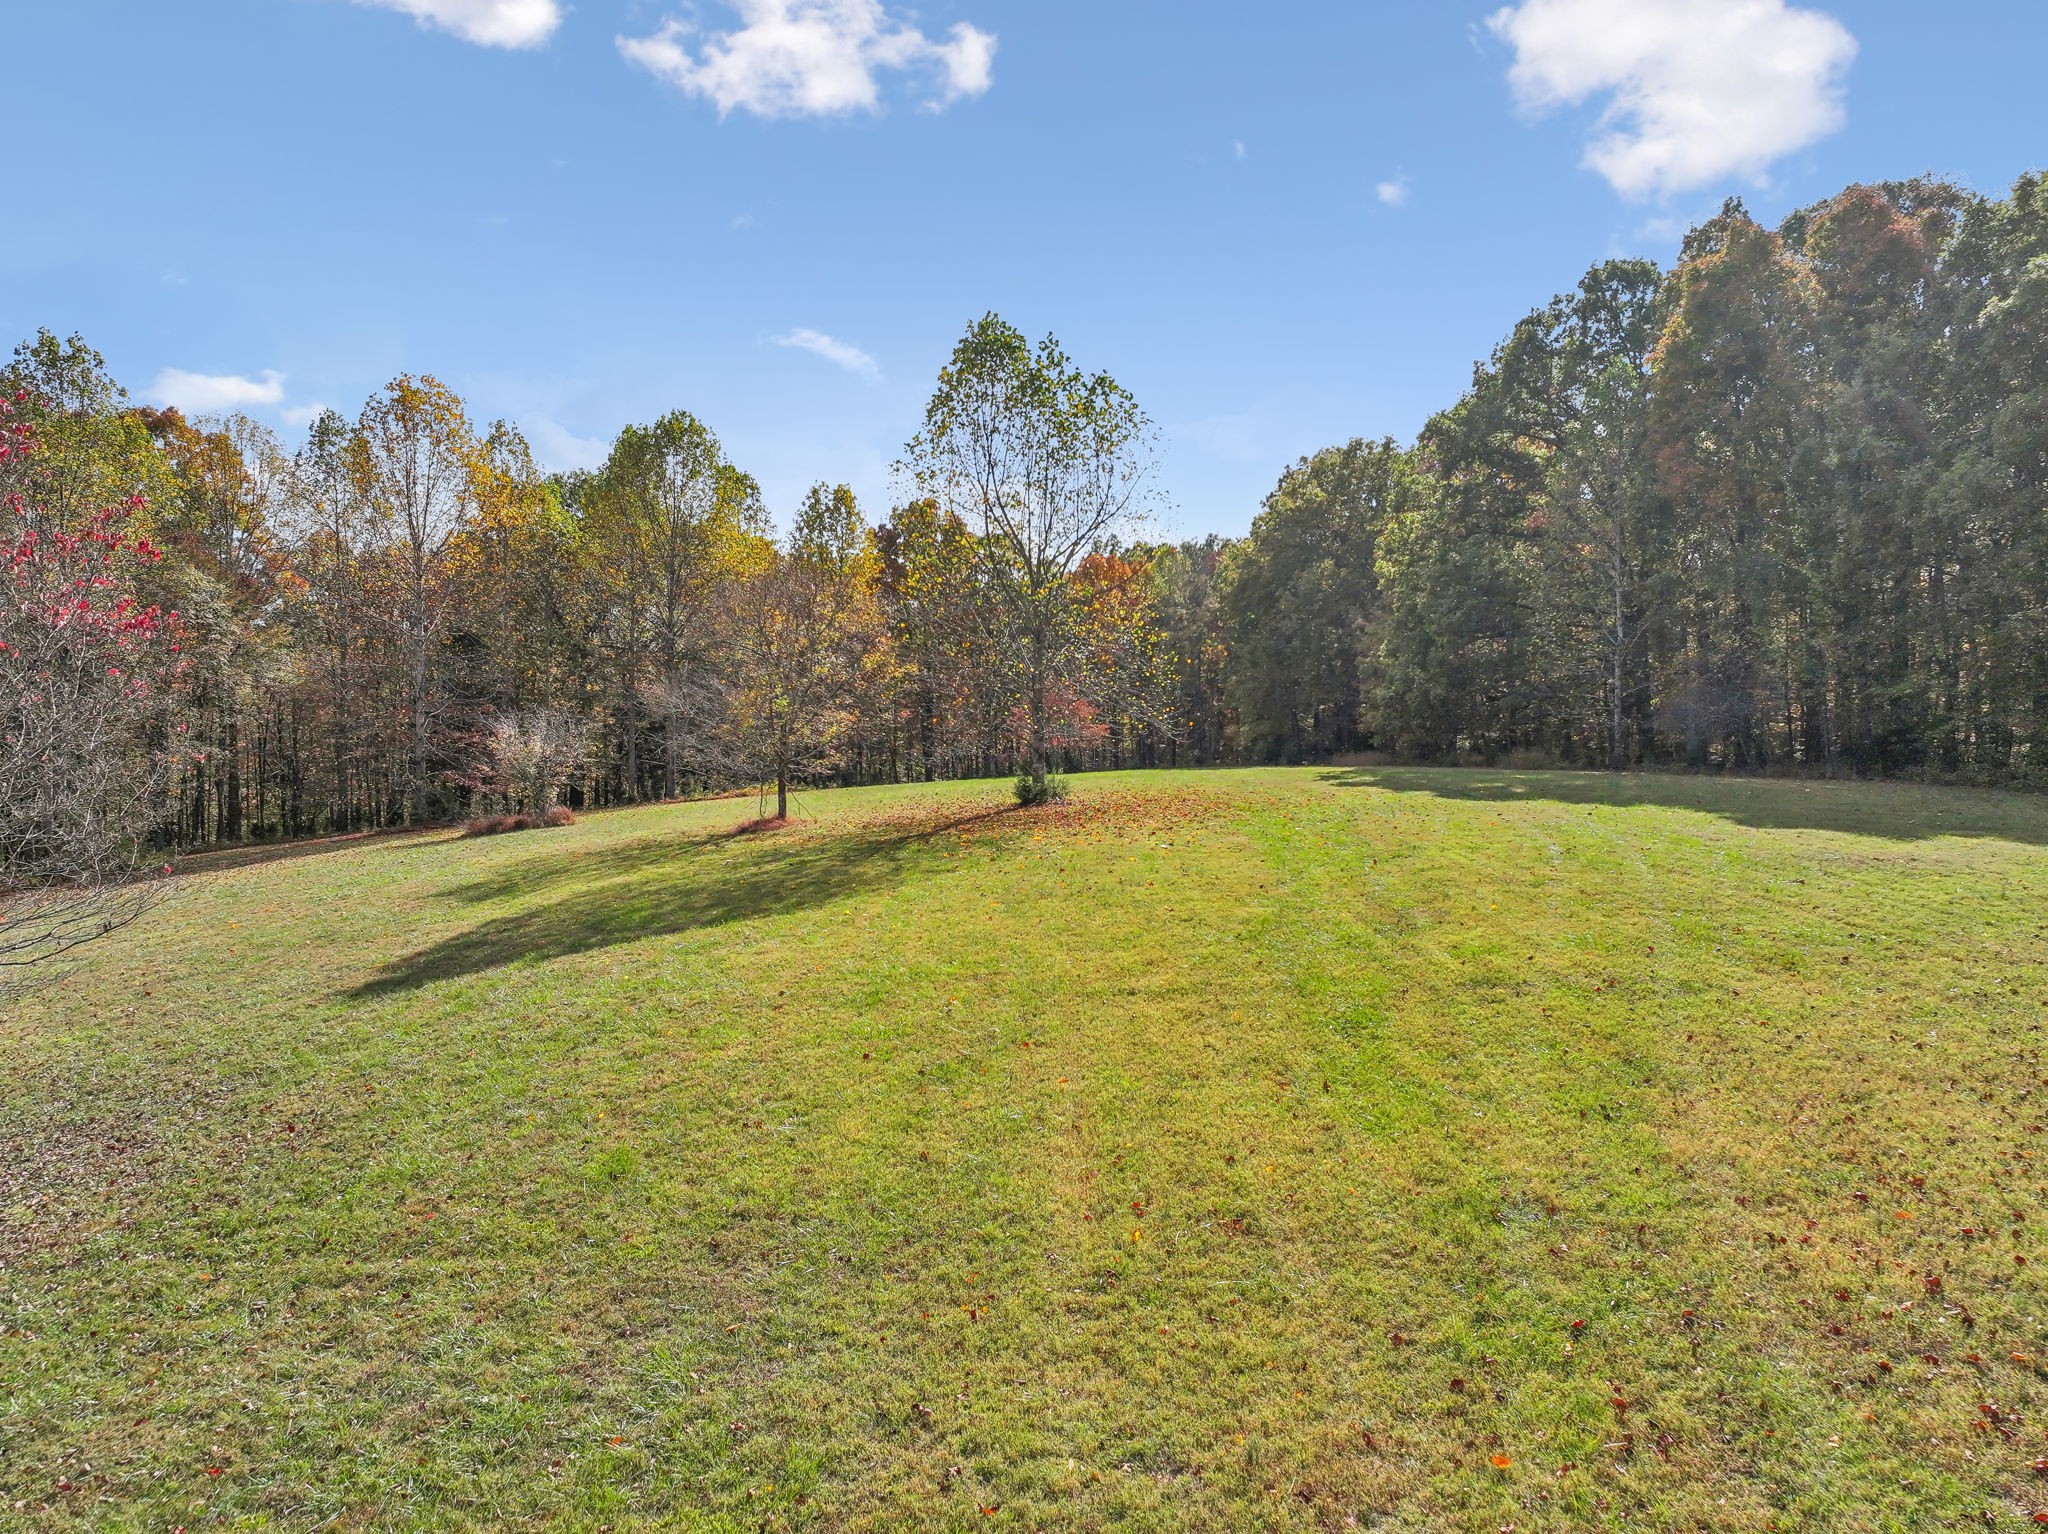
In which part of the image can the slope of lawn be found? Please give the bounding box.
[4,767,2048,1532]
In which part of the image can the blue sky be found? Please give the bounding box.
[4,0,2042,536]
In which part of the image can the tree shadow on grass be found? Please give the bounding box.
[348,807,1017,998]
[175,791,766,880]
[1321,767,2048,847]
[178,827,453,878]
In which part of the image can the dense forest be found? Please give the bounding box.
[6,172,2046,856]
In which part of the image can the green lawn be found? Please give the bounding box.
[5,768,2048,1532]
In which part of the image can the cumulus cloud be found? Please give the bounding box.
[149,369,288,414]
[772,328,881,380]
[524,415,611,472]
[1376,176,1410,207]
[619,0,996,118]
[1487,0,1857,199]
[350,0,562,50]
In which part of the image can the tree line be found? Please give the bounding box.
[5,172,2044,887]
[1227,175,2048,780]
[2,314,1183,873]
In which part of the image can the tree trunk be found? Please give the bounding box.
[411,650,428,824]
[1025,616,1052,785]
[622,691,640,801]
[663,693,679,799]
[225,710,244,842]
[1610,572,1627,773]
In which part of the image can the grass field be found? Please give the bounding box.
[4,767,2048,1532]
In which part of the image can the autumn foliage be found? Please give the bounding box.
[462,805,576,837]
[1,388,186,982]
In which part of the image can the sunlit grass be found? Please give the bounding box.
[4,768,2047,1531]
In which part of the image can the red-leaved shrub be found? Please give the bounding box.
[3,387,187,986]
[463,806,574,837]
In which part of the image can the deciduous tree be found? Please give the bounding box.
[1,394,183,992]
[905,315,1160,798]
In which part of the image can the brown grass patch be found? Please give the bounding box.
[0,1115,163,1262]
[849,783,1235,849]
[729,815,799,836]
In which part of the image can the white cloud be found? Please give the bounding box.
[1232,140,1248,163]
[280,403,332,431]
[1487,0,1857,199]
[772,328,881,380]
[1632,213,1694,247]
[349,0,562,49]
[149,368,288,414]
[619,0,996,119]
[525,415,610,472]
[1376,176,1410,207]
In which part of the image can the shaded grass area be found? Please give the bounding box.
[3,768,2047,1532]
[1330,765,2048,845]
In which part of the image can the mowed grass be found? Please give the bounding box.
[4,768,2048,1533]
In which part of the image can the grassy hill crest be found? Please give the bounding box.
[6,768,2047,1531]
